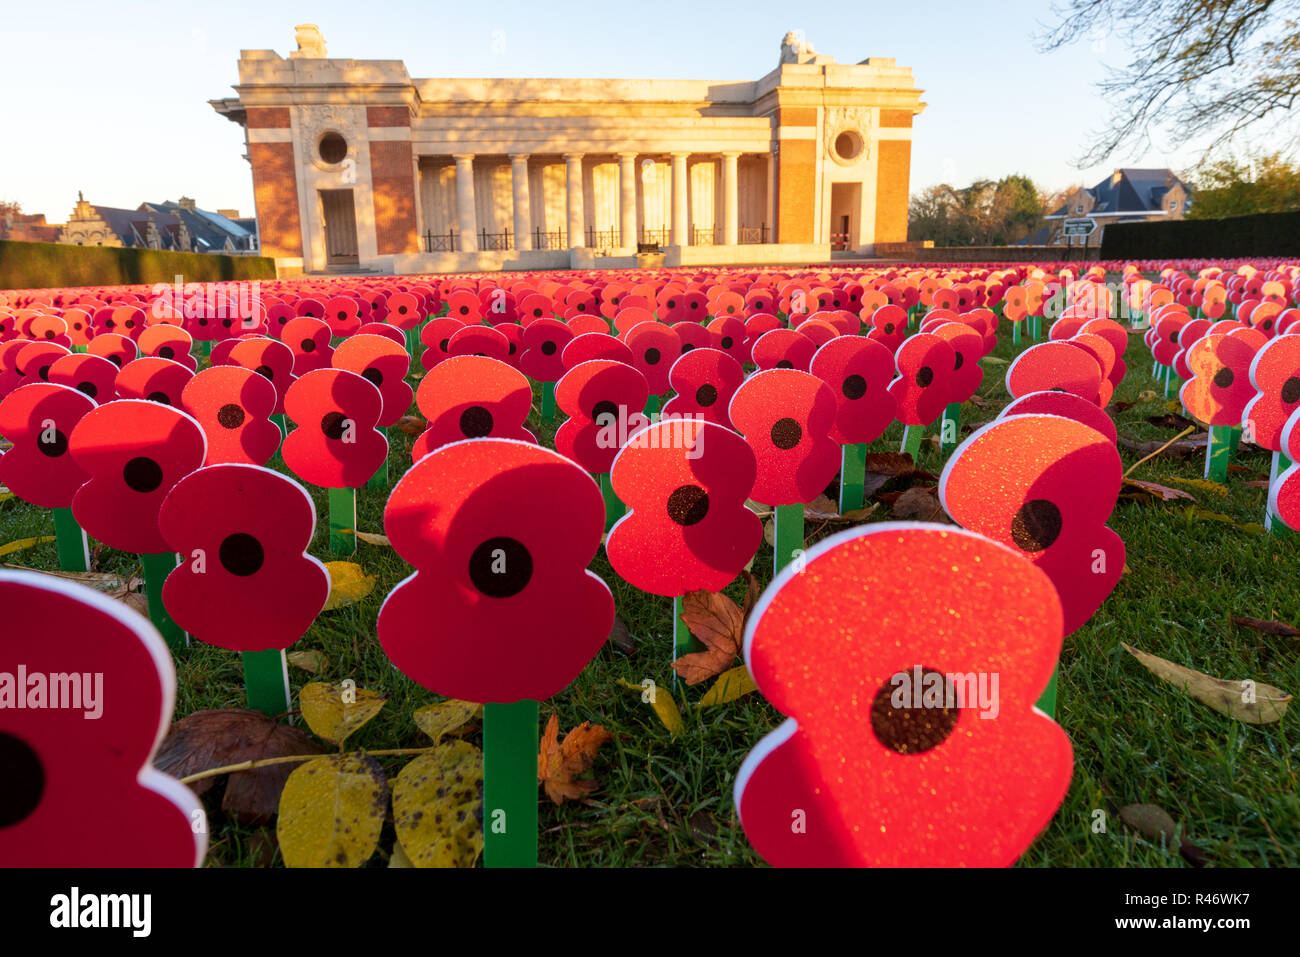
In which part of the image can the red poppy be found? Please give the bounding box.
[1244,335,1300,450]
[46,352,119,403]
[729,368,838,506]
[293,297,326,320]
[378,438,613,702]
[445,290,483,323]
[281,317,334,376]
[323,296,362,338]
[481,288,519,325]
[265,300,296,339]
[734,523,1070,867]
[28,315,70,348]
[114,357,194,408]
[562,331,634,369]
[751,328,816,372]
[706,315,749,366]
[0,568,206,865]
[69,399,207,554]
[1180,333,1260,427]
[1270,409,1300,527]
[516,293,554,325]
[60,307,94,346]
[519,317,574,382]
[867,304,909,352]
[159,464,329,651]
[1065,334,1117,406]
[624,321,678,395]
[1152,312,1190,366]
[931,321,985,403]
[606,419,760,595]
[1000,390,1117,444]
[355,321,406,345]
[446,323,509,364]
[228,336,295,415]
[888,332,955,426]
[332,333,414,427]
[181,366,281,466]
[0,383,95,507]
[97,304,147,340]
[412,355,535,459]
[672,320,713,356]
[281,368,387,488]
[383,291,422,330]
[809,335,897,445]
[555,360,651,473]
[16,341,71,383]
[1078,317,1128,385]
[662,348,744,430]
[419,315,467,370]
[138,324,197,371]
[940,413,1124,636]
[1006,341,1102,404]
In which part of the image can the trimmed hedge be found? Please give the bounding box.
[0,240,276,290]
[1100,210,1300,260]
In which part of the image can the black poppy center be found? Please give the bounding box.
[123,456,163,493]
[159,346,175,359]
[916,366,934,388]
[695,384,719,407]
[219,532,264,576]
[870,667,960,755]
[0,732,44,828]
[37,429,68,458]
[1213,367,1234,389]
[592,399,619,423]
[666,484,710,526]
[721,336,734,348]
[644,347,661,365]
[771,417,802,450]
[362,368,384,389]
[541,340,557,356]
[255,364,274,380]
[843,374,867,400]
[301,338,316,353]
[459,405,494,437]
[1012,499,1062,551]
[468,536,532,598]
[1282,376,1300,405]
[146,391,171,405]
[76,381,97,398]
[776,359,793,369]
[321,411,348,440]
[954,352,964,370]
[884,323,896,334]
[217,403,246,429]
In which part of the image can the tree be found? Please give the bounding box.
[908,175,1050,245]
[1186,151,1300,219]
[1040,0,1300,165]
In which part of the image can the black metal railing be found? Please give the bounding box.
[639,227,669,247]
[479,228,511,251]
[423,230,456,252]
[692,226,720,246]
[533,228,567,250]
[585,227,620,249]
[739,223,769,245]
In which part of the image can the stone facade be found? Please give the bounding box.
[211,28,925,273]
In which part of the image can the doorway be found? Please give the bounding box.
[320,189,359,264]
[829,182,860,250]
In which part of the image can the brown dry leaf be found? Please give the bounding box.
[1230,615,1300,638]
[805,494,877,523]
[1121,643,1292,723]
[673,588,744,684]
[863,452,915,475]
[287,649,328,673]
[1148,412,1197,431]
[1121,478,1196,502]
[890,485,954,523]
[537,713,613,805]
[155,709,326,825]
[1242,480,1272,489]
[395,415,427,436]
[1118,432,1208,459]
[607,615,635,655]
[352,530,391,547]
[1118,803,1178,844]
[0,565,123,592]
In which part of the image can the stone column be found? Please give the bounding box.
[511,154,532,251]
[722,151,741,246]
[565,152,585,248]
[618,152,638,248]
[454,154,477,252]
[670,152,689,246]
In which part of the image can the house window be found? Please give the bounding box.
[1075,204,1083,214]
[1168,200,1176,210]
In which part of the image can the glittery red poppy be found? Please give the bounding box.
[734,523,1070,867]
[445,290,483,323]
[181,366,281,466]
[662,348,744,430]
[1000,390,1117,443]
[16,341,70,384]
[447,323,510,364]
[0,340,26,399]
[46,352,118,404]
[0,383,95,507]
[518,317,574,382]
[940,413,1124,636]
[114,357,194,408]
[729,368,838,505]
[624,321,678,395]
[355,321,405,345]
[281,368,387,488]
[888,332,955,426]
[672,320,712,356]
[705,315,749,366]
[1078,317,1128,385]
[382,291,421,330]
[378,438,613,702]
[1270,409,1300,527]
[69,399,207,554]
[228,336,295,415]
[555,360,651,473]
[1244,335,1300,450]
[159,464,329,651]
[323,296,362,338]
[293,296,326,320]
[27,315,70,348]
[419,315,467,370]
[750,328,816,372]
[1152,312,1190,366]
[60,307,94,346]
[138,324,197,371]
[332,333,414,427]
[931,321,985,403]
[412,355,535,459]
[265,301,295,339]
[281,317,334,376]
[606,419,760,595]
[0,569,206,865]
[562,331,634,369]
[1180,333,1260,427]
[809,335,897,445]
[867,304,908,352]
[1006,341,1102,405]
[1065,334,1117,406]
[516,293,554,325]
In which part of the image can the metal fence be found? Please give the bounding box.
[533,228,567,250]
[739,224,770,245]
[423,230,457,252]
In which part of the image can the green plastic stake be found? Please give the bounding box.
[901,423,924,459]
[483,699,539,868]
[1228,425,1242,456]
[599,471,625,531]
[1036,666,1058,718]
[366,427,389,490]
[72,344,88,354]
[939,403,962,453]
[328,486,357,555]
[839,443,867,513]
[1267,450,1293,536]
[242,649,290,717]
[1011,322,1021,345]
[1205,425,1232,482]
[405,326,421,362]
[52,507,89,572]
[141,551,186,654]
[541,381,557,423]
[644,394,660,417]
[1031,315,1042,340]
[773,502,804,573]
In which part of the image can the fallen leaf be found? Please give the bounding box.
[1121,478,1196,502]
[1164,477,1228,497]
[1121,643,1292,723]
[0,566,123,591]
[890,485,954,523]
[1242,480,1271,489]
[537,713,613,805]
[322,561,376,610]
[979,355,1007,365]
[804,494,877,523]
[1136,389,1158,402]
[392,741,484,867]
[762,518,774,547]
[413,699,481,744]
[277,753,388,868]
[1187,507,1266,535]
[673,589,743,684]
[1230,615,1300,638]
[0,536,55,558]
[607,615,635,655]
[298,681,387,746]
[744,498,774,518]
[0,492,12,505]
[287,650,328,673]
[1118,432,1208,459]
[618,678,684,735]
[388,841,415,868]
[118,591,149,617]
[395,415,428,436]
[1148,412,1196,430]
[697,664,758,707]
[1118,804,1178,844]
[689,810,719,842]
[155,709,326,825]
[350,530,391,547]
[862,452,916,475]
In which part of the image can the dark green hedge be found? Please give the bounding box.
[0,240,276,290]
[1100,210,1300,260]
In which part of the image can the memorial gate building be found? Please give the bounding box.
[211,26,925,274]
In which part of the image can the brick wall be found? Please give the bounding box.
[776,108,817,244]
[874,139,912,244]
[368,140,419,255]
[248,141,302,259]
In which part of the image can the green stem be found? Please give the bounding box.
[1205,425,1232,483]
[483,700,539,868]
[328,486,357,555]
[940,403,962,453]
[643,394,659,417]
[242,649,291,717]
[1268,450,1292,536]
[366,426,389,490]
[901,423,924,459]
[673,593,700,668]
[541,381,557,423]
[599,471,625,531]
[773,502,804,573]
[839,443,867,513]
[1036,666,1058,718]
[53,507,88,572]
[1012,322,1021,346]
[142,551,186,654]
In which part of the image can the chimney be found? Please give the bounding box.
[178,196,197,210]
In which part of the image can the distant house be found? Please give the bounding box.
[59,193,258,253]
[1045,168,1191,246]
[0,209,63,244]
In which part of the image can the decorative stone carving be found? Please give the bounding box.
[290,24,327,59]
[780,31,818,63]
[297,105,361,171]
[825,106,872,167]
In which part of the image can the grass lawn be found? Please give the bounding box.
[2,314,1297,867]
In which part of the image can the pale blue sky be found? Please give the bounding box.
[1,0,1237,221]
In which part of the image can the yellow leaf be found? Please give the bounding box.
[413,699,482,744]
[1122,643,1292,724]
[322,561,376,610]
[0,492,13,504]
[388,840,415,868]
[276,754,388,868]
[1187,507,1266,534]
[341,529,391,547]
[298,681,387,746]
[1165,477,1228,497]
[0,536,55,558]
[697,664,758,707]
[617,678,684,736]
[392,741,484,867]
[1137,390,1158,402]
[287,650,328,674]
